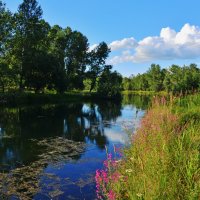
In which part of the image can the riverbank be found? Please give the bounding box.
[0,91,122,107]
[0,90,169,107]
[0,90,165,106]
[122,90,168,96]
[96,94,200,199]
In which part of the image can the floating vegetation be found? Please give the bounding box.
[0,137,85,199]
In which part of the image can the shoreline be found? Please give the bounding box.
[0,91,122,107]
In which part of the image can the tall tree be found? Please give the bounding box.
[65,30,89,90]
[97,65,122,98]
[0,1,12,92]
[0,1,12,56]
[25,20,52,92]
[147,64,164,92]
[88,42,111,92]
[186,64,200,91]
[164,65,183,93]
[11,0,44,90]
[48,25,70,93]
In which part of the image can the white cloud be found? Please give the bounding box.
[109,37,138,50]
[108,50,135,65]
[108,23,200,64]
[160,27,176,43]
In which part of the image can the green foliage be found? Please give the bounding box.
[173,93,200,125]
[164,64,200,93]
[87,42,111,92]
[0,58,16,92]
[65,30,89,90]
[13,0,44,90]
[0,0,118,96]
[123,63,200,94]
[0,0,12,56]
[97,66,122,98]
[0,1,13,92]
[147,64,164,91]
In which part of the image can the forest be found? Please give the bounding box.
[123,63,200,94]
[0,0,122,98]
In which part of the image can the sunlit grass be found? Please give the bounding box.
[122,90,168,96]
[96,94,200,200]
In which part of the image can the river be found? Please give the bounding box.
[0,94,151,199]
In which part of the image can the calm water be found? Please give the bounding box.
[0,95,151,199]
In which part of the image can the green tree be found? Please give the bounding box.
[47,25,70,93]
[0,1,13,92]
[123,77,132,90]
[163,65,184,93]
[25,49,54,93]
[0,1,12,56]
[186,64,200,91]
[0,59,10,93]
[97,66,122,98]
[88,42,111,92]
[65,30,89,90]
[147,64,164,91]
[11,0,44,90]
[24,20,52,92]
[126,73,149,91]
[136,73,149,91]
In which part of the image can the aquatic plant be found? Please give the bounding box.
[0,137,85,199]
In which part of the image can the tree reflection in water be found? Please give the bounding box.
[0,100,122,169]
[0,95,151,199]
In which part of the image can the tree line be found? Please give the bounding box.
[123,63,200,94]
[0,0,122,97]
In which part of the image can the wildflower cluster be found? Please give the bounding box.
[95,153,121,200]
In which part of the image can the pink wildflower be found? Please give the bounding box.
[101,170,108,183]
[107,190,116,200]
[111,172,120,183]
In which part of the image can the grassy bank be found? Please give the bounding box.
[0,90,163,107]
[96,95,200,200]
[0,91,122,107]
[122,90,168,96]
[0,92,90,106]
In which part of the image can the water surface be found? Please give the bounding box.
[0,95,151,199]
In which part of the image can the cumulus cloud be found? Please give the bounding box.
[109,37,138,50]
[89,37,137,52]
[108,23,200,64]
[108,50,135,65]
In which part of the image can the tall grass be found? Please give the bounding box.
[96,95,200,200]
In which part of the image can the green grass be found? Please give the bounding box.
[173,94,200,125]
[97,94,200,200]
[122,90,168,96]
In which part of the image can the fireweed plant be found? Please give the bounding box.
[95,145,123,200]
[95,95,200,200]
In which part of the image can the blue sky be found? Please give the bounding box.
[4,0,200,76]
